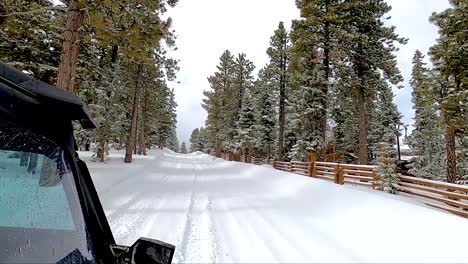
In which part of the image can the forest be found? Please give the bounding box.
[192,0,467,183]
[0,0,466,184]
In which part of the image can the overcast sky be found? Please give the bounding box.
[165,0,450,146]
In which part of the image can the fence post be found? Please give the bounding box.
[311,162,317,178]
[337,165,344,185]
[372,168,382,190]
[308,162,313,177]
[288,162,292,172]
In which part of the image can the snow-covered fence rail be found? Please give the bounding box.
[398,176,468,218]
[312,162,339,183]
[251,157,264,165]
[340,164,380,190]
[273,161,291,172]
[273,161,380,187]
[290,161,312,176]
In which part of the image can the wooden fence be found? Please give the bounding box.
[271,160,468,218]
[273,161,381,189]
[398,176,468,218]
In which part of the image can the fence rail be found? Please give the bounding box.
[271,160,468,218]
[398,175,468,218]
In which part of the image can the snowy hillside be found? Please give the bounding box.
[80,149,468,263]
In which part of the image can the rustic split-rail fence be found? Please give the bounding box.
[218,154,468,218]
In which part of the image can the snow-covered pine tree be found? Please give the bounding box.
[293,0,348,159]
[235,88,256,162]
[367,80,402,163]
[429,1,468,183]
[198,127,209,153]
[203,50,236,157]
[288,23,325,161]
[377,143,400,194]
[190,128,202,152]
[0,0,64,83]
[266,22,290,160]
[167,127,179,153]
[180,142,187,154]
[56,0,178,93]
[408,50,446,180]
[343,0,407,165]
[253,67,277,162]
[226,54,256,155]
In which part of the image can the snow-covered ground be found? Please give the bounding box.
[80,149,468,263]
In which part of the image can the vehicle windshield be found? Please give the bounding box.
[0,120,95,264]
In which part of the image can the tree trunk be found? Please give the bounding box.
[124,65,143,163]
[357,89,368,165]
[56,0,84,93]
[215,140,222,158]
[319,0,330,161]
[138,93,147,156]
[98,138,106,162]
[133,120,138,155]
[267,147,271,164]
[278,53,286,160]
[446,127,457,183]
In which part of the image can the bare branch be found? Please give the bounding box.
[0,6,67,17]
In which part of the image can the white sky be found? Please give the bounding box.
[167,0,450,146]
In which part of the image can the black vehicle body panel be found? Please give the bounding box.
[0,61,114,263]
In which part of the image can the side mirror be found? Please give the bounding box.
[111,238,175,264]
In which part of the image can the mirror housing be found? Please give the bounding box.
[111,238,175,264]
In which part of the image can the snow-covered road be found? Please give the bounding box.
[82,150,468,263]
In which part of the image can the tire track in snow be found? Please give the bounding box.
[175,161,197,263]
[176,160,220,263]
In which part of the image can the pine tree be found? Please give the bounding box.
[203,50,236,157]
[266,22,290,160]
[236,88,256,161]
[253,67,276,162]
[329,72,359,163]
[198,127,208,153]
[190,128,201,152]
[377,143,400,194]
[429,1,467,182]
[0,0,64,83]
[226,53,256,154]
[180,142,187,154]
[408,50,446,180]
[343,0,407,164]
[293,0,348,159]
[289,16,333,161]
[367,81,402,163]
[54,0,178,94]
[167,127,179,152]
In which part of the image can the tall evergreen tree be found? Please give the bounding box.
[266,22,290,160]
[227,54,255,153]
[343,0,407,164]
[293,0,347,159]
[180,142,188,154]
[253,67,277,162]
[367,80,402,163]
[236,89,256,161]
[408,50,446,180]
[190,128,201,152]
[429,1,467,182]
[203,50,236,156]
